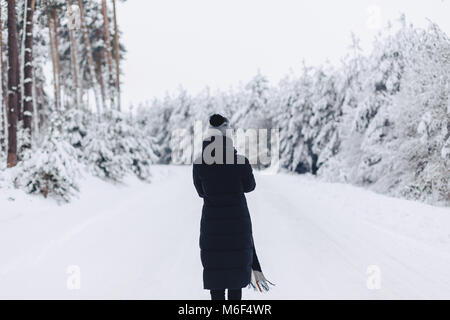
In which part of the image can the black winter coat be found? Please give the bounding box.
[193,135,260,290]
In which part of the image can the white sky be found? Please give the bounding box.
[117,0,450,107]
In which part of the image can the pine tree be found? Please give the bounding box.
[13,111,81,202]
[83,110,129,181]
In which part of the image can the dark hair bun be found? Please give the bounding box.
[209,114,227,127]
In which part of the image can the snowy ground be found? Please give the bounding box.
[0,165,449,299]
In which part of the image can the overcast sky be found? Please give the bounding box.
[117,0,450,107]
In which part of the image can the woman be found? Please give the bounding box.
[193,114,270,300]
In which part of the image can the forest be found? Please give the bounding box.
[0,2,448,206]
[0,0,138,201]
[139,16,450,206]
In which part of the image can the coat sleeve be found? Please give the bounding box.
[193,164,204,198]
[242,158,256,193]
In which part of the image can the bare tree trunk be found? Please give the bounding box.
[15,29,22,122]
[7,0,20,167]
[32,59,39,137]
[52,8,62,108]
[23,0,36,146]
[0,3,6,112]
[20,0,28,124]
[95,51,106,108]
[0,2,6,152]
[95,28,106,109]
[77,0,102,113]
[101,0,115,109]
[112,0,121,111]
[37,81,46,127]
[67,0,80,108]
[47,10,59,110]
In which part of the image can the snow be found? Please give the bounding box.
[0,165,449,299]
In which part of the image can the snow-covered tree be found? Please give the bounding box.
[319,20,449,205]
[12,112,81,202]
[82,111,130,181]
[136,18,448,205]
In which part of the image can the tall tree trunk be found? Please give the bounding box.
[95,51,106,108]
[95,29,106,109]
[77,0,102,113]
[23,0,36,145]
[19,0,28,123]
[37,81,46,127]
[0,2,6,152]
[112,0,120,111]
[52,8,62,108]
[101,0,115,109]
[67,0,80,108]
[47,10,59,110]
[32,59,39,137]
[7,0,20,168]
[0,3,6,111]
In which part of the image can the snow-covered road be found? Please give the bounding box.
[0,165,449,299]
